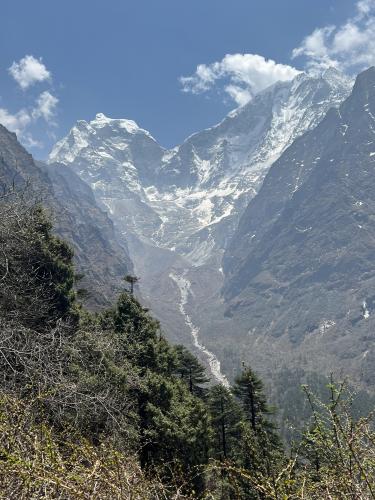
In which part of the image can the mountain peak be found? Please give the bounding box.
[321,67,354,89]
[352,65,375,89]
[66,112,155,138]
[48,68,352,263]
[322,66,347,79]
[95,112,109,121]
[48,112,159,166]
[90,113,145,135]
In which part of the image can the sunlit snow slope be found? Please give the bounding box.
[49,69,352,267]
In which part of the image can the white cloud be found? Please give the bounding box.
[180,53,301,106]
[0,107,31,136]
[22,134,44,149]
[32,91,59,122]
[292,0,375,72]
[0,90,58,148]
[0,55,59,151]
[224,85,253,107]
[357,0,375,16]
[9,55,51,90]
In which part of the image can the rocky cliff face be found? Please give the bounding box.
[0,124,132,308]
[223,67,375,389]
[42,162,133,307]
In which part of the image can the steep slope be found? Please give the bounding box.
[42,162,133,307]
[0,125,51,190]
[0,124,132,308]
[223,67,375,389]
[47,69,352,382]
[49,69,352,265]
[49,113,165,245]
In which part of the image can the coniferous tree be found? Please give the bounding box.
[233,366,274,433]
[174,344,210,398]
[104,292,167,372]
[208,385,243,461]
[233,367,283,492]
[103,292,211,493]
[123,274,139,294]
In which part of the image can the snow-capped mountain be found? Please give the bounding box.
[222,66,375,392]
[48,68,352,383]
[49,69,352,267]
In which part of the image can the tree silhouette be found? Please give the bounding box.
[233,366,272,432]
[123,274,139,295]
[174,344,210,398]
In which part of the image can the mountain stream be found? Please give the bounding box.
[169,271,229,387]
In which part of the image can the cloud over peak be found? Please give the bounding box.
[180,54,301,106]
[180,0,375,108]
[8,55,51,90]
[0,108,31,136]
[292,0,375,72]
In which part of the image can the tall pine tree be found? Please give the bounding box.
[233,366,283,490]
[174,344,210,398]
[233,367,274,432]
[208,385,243,461]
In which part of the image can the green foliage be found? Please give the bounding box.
[208,384,243,462]
[3,190,375,498]
[141,373,211,477]
[205,367,285,498]
[0,193,213,495]
[103,292,173,372]
[233,366,275,432]
[0,198,76,329]
[174,344,210,398]
[105,295,211,490]
[123,273,139,294]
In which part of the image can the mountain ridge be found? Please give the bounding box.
[221,66,375,389]
[48,68,352,265]
[0,124,132,308]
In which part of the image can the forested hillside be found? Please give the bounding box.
[1,182,375,498]
[0,124,132,310]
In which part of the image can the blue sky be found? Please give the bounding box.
[0,0,372,158]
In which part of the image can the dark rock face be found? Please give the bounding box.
[43,162,133,307]
[223,67,375,388]
[0,125,51,189]
[0,124,132,308]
